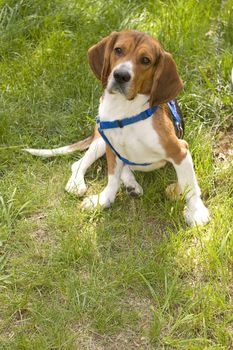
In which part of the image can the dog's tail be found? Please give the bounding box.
[23,135,93,158]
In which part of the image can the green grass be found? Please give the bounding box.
[0,0,233,349]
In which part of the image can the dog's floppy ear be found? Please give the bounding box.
[88,32,118,87]
[150,50,183,106]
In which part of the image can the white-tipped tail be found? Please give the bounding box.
[23,136,92,158]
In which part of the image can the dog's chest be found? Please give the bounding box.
[98,92,166,164]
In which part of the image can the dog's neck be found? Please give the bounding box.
[98,90,149,121]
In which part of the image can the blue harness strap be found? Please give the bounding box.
[96,105,157,130]
[98,127,152,166]
[167,100,183,139]
[96,100,183,166]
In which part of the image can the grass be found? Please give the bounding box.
[0,0,233,348]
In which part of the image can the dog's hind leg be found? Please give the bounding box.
[66,137,144,198]
[121,166,143,197]
[65,137,105,196]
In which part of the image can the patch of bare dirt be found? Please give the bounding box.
[73,294,154,350]
[28,212,54,244]
[75,330,153,350]
[214,130,233,162]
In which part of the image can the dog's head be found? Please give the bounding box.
[88,30,183,106]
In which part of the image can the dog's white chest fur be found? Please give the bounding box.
[98,91,166,169]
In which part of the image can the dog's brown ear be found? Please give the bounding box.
[150,51,183,106]
[88,32,118,87]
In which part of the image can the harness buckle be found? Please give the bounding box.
[117,120,124,128]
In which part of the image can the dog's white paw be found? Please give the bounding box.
[185,198,210,226]
[81,194,111,210]
[126,182,143,197]
[65,178,87,197]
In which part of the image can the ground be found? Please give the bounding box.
[0,0,233,349]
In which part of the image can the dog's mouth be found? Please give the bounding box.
[107,80,136,100]
[108,81,125,95]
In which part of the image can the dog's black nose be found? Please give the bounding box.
[113,69,131,83]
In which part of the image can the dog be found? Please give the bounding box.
[24,30,210,226]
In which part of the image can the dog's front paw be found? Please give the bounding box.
[65,178,87,197]
[185,198,210,226]
[81,195,98,210]
[81,194,111,210]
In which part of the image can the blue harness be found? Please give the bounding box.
[96,100,183,166]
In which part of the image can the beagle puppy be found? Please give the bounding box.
[25,30,210,226]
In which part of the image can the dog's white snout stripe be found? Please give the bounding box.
[113,60,134,79]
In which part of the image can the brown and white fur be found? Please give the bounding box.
[25,30,210,226]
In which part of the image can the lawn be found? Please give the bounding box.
[0,0,233,349]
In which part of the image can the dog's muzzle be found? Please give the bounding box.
[107,61,133,96]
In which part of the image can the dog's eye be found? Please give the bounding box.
[140,57,151,65]
[114,47,123,56]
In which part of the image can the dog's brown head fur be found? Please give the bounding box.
[88,30,183,106]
